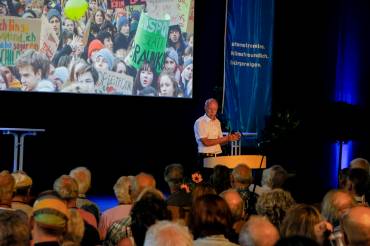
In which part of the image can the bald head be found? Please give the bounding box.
[133,172,156,199]
[231,164,252,188]
[350,158,370,174]
[239,215,280,246]
[343,206,370,245]
[220,189,244,221]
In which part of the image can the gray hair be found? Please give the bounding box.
[144,220,193,246]
[114,176,136,204]
[69,167,91,195]
[261,165,288,189]
[204,98,218,108]
[239,215,279,246]
[231,164,252,186]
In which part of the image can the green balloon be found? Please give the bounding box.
[64,0,88,21]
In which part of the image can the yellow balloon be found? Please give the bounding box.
[64,0,88,21]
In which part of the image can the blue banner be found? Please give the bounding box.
[223,0,274,134]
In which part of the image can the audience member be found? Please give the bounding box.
[99,175,136,239]
[256,188,295,229]
[345,168,370,205]
[209,165,231,194]
[230,164,256,215]
[53,174,100,245]
[164,163,192,207]
[144,220,193,246]
[239,215,280,246]
[342,206,370,246]
[251,165,289,196]
[220,189,246,243]
[69,166,100,222]
[349,157,370,174]
[0,170,15,210]
[11,171,33,217]
[280,204,333,245]
[189,194,237,246]
[0,209,30,246]
[31,193,70,245]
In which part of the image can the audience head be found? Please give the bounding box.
[164,163,184,192]
[11,171,32,201]
[280,204,331,245]
[345,168,370,200]
[220,188,245,221]
[256,188,295,229]
[0,210,30,246]
[342,206,370,246]
[262,165,288,189]
[63,208,85,245]
[113,175,136,204]
[0,170,15,206]
[53,175,79,201]
[32,193,70,235]
[132,172,156,200]
[144,220,193,246]
[321,189,356,227]
[239,215,280,246]
[350,157,370,174]
[189,194,233,239]
[11,171,32,189]
[209,165,231,194]
[191,182,217,204]
[69,167,91,197]
[231,163,252,188]
[130,189,171,246]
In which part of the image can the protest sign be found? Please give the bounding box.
[146,0,192,32]
[0,16,58,65]
[96,70,134,95]
[125,11,169,73]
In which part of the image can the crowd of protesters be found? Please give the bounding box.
[0,0,193,97]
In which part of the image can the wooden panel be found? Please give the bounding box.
[203,155,266,169]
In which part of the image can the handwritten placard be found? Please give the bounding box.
[0,17,41,66]
[0,16,58,65]
[96,69,134,95]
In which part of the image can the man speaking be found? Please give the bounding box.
[194,98,241,167]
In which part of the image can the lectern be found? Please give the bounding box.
[203,155,266,169]
[205,132,265,169]
[0,128,45,172]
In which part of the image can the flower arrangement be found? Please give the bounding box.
[180,171,203,193]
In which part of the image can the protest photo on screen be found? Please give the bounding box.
[0,0,194,98]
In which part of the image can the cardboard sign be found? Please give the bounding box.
[146,0,178,25]
[146,0,192,32]
[178,0,192,33]
[0,16,58,66]
[186,0,194,33]
[125,11,169,73]
[96,70,134,95]
[39,16,58,60]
